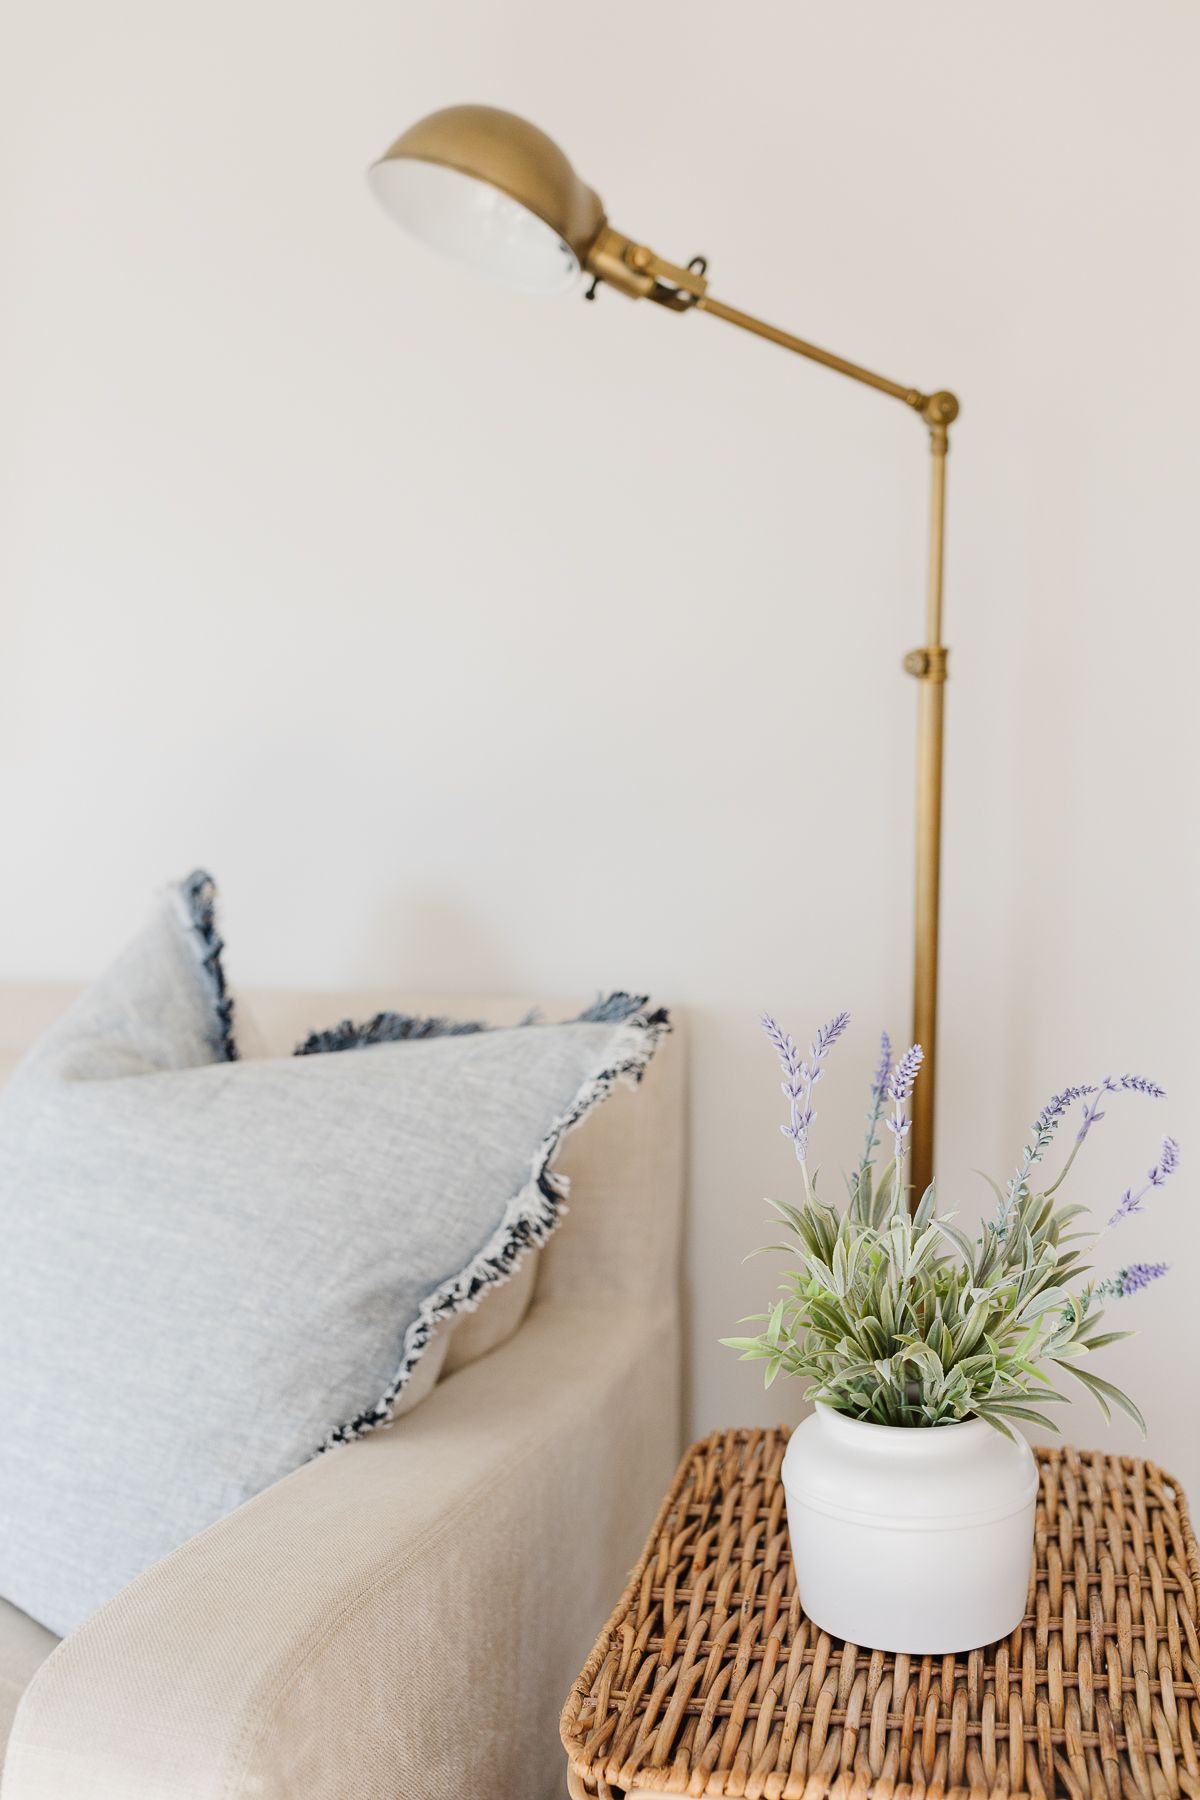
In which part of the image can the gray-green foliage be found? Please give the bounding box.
[723,1024,1152,1439]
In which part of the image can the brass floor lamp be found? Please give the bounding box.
[368,105,958,1196]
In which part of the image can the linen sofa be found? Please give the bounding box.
[0,984,685,1800]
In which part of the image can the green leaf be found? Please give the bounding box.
[1058,1362,1146,1434]
[977,1401,1062,1434]
[1013,1358,1060,1389]
[725,1129,1151,1438]
[932,1216,977,1266]
[972,1406,1020,1444]
[913,1181,938,1229]
[974,1170,1009,1210]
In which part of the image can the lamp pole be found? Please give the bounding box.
[711,306,956,1202]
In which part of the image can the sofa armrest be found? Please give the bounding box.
[2,1297,680,1800]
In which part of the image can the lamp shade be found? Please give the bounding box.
[368,105,606,294]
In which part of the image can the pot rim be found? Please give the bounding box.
[812,1401,996,1447]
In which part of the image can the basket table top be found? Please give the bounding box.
[561,1427,1200,1800]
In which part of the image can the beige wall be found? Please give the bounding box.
[2,3,1197,1490]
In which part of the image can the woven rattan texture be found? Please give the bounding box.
[562,1428,1200,1800]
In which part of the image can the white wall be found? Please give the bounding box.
[2,2,1198,1488]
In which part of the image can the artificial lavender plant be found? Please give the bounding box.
[723,1013,1177,1436]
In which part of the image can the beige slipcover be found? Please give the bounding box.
[0,985,685,1798]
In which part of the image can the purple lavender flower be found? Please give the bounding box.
[761,1014,802,1087]
[995,1083,1096,1233]
[1004,1071,1167,1227]
[813,1012,852,1062]
[1032,1082,1098,1151]
[761,1009,850,1167]
[1078,1073,1167,1144]
[1057,1080,1108,1137]
[858,1029,894,1175]
[871,1031,893,1104]
[1037,1085,1099,1129]
[888,1046,923,1106]
[1096,1261,1170,1299]
[884,1043,924,1150]
[761,1014,806,1163]
[1106,1074,1168,1099]
[1108,1136,1181,1226]
[1108,1189,1139,1227]
[1043,1080,1101,1123]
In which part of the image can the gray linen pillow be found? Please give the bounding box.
[0,872,668,1637]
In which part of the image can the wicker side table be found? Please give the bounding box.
[561,1428,1200,1800]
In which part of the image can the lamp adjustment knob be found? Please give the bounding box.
[904,647,948,682]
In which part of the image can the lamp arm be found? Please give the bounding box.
[584,225,958,427]
[585,228,956,1200]
[695,293,935,417]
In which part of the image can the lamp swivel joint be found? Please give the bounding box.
[583,227,710,310]
[919,390,960,445]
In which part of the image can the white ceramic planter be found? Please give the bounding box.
[782,1405,1037,1653]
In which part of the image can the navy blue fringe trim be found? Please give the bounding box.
[295,1012,488,1057]
[316,991,671,1449]
[180,870,238,1062]
[294,990,659,1058]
